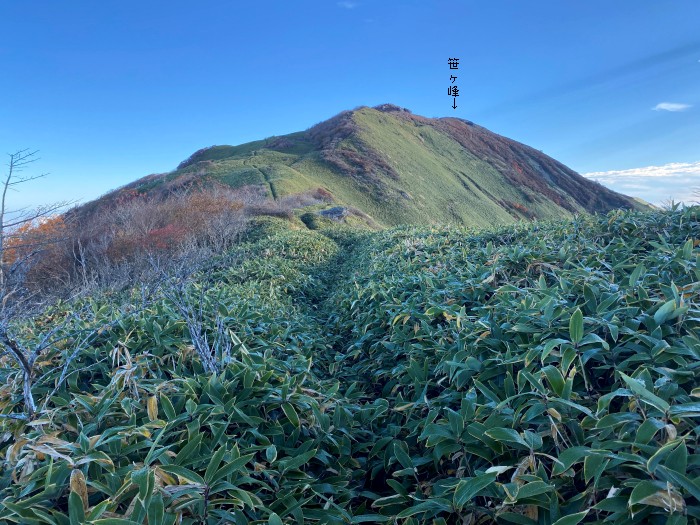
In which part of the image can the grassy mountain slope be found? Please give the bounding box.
[1,207,698,523]
[92,105,646,229]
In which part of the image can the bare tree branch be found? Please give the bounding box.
[0,149,75,416]
[0,325,36,414]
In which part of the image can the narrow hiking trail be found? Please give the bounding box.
[287,228,371,380]
[243,157,278,200]
[258,166,279,201]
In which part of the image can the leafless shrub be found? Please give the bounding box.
[245,187,334,222]
[52,186,252,295]
[0,305,124,416]
[159,272,247,374]
[0,149,75,318]
[277,188,333,209]
[20,173,337,301]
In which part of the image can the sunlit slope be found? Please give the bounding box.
[112,104,647,227]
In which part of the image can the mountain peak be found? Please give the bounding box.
[84,105,648,229]
[372,103,412,113]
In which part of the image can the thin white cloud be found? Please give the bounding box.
[584,161,700,205]
[337,1,358,8]
[653,102,692,112]
[585,161,700,179]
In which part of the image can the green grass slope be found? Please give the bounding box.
[1,207,698,524]
[100,104,647,229]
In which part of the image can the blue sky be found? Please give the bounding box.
[1,1,699,208]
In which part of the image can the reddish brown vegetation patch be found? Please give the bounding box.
[434,118,636,214]
[307,110,399,195]
[499,200,537,220]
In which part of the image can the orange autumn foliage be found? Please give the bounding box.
[3,216,67,266]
